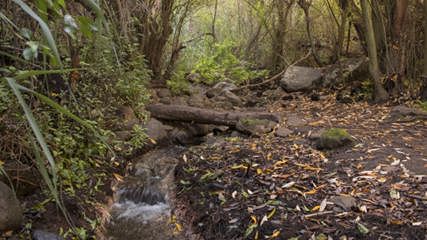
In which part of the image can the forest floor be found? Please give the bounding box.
[174,93,427,240]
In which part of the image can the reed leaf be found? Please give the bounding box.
[12,0,62,66]
[5,77,58,187]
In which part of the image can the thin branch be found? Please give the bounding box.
[232,50,312,91]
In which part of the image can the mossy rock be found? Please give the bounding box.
[316,128,353,150]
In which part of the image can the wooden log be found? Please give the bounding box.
[146,104,280,126]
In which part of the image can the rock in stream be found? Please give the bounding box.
[107,147,188,240]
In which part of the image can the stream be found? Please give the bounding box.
[106,146,192,240]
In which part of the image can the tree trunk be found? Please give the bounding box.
[422,0,427,100]
[298,0,322,66]
[334,0,349,62]
[146,104,280,126]
[360,0,388,102]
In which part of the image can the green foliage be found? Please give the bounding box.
[167,72,191,95]
[114,54,151,110]
[46,115,108,195]
[0,81,12,113]
[193,40,265,85]
[418,101,427,112]
[128,125,148,152]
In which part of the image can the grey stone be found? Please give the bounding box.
[236,118,277,136]
[280,66,323,92]
[331,195,357,210]
[33,230,63,240]
[0,181,23,231]
[322,57,369,86]
[275,127,293,138]
[145,118,173,143]
[206,82,237,98]
[223,90,242,106]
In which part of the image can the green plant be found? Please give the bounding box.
[418,101,427,112]
[167,72,191,95]
[115,54,151,110]
[193,40,266,85]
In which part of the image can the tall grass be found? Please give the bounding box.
[2,0,107,234]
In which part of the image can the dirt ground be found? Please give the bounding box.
[174,94,427,240]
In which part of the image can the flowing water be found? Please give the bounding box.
[106,147,190,240]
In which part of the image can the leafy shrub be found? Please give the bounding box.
[167,72,191,95]
[193,40,266,85]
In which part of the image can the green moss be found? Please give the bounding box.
[321,128,351,140]
[418,101,427,112]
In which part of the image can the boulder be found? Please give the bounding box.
[280,66,323,92]
[145,118,173,143]
[205,82,237,98]
[0,181,23,231]
[322,57,369,86]
[236,118,277,136]
[316,128,353,150]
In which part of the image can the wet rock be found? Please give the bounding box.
[0,181,23,231]
[236,118,277,136]
[316,128,353,150]
[32,230,63,240]
[331,195,357,210]
[275,127,293,138]
[280,66,323,92]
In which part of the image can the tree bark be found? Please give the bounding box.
[360,0,388,102]
[298,0,322,66]
[422,0,427,100]
[146,104,280,126]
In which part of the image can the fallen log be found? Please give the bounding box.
[146,104,280,126]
